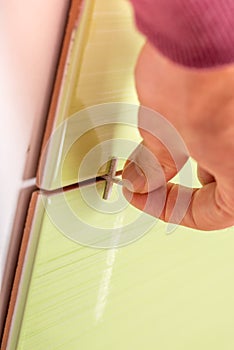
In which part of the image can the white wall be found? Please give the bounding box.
[0,0,70,294]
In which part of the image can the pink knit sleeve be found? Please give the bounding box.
[129,0,234,68]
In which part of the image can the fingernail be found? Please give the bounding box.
[122,161,146,192]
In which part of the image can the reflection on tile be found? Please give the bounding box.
[39,105,142,190]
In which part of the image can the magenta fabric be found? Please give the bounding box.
[129,0,234,68]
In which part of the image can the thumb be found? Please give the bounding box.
[122,140,188,193]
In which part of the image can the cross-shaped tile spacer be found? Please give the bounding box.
[102,157,123,200]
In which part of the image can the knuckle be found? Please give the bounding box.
[215,188,234,223]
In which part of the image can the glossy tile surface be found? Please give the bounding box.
[38,0,144,190]
[8,183,234,350]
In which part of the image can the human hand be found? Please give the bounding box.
[122,42,234,230]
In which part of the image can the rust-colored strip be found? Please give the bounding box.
[1,2,83,348]
[1,192,39,350]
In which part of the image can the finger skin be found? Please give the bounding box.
[197,165,215,185]
[124,40,234,230]
[123,182,234,231]
[122,140,179,193]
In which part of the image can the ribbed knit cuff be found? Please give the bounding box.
[130,0,234,68]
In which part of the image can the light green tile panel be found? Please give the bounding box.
[12,183,234,350]
[39,0,144,190]
[66,0,143,115]
[39,106,142,190]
